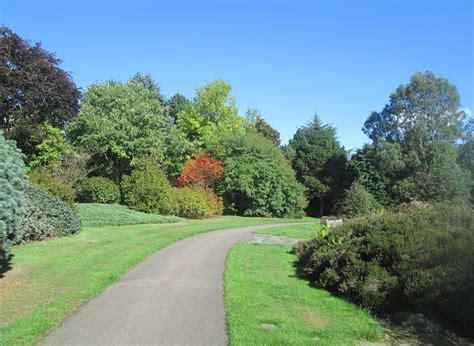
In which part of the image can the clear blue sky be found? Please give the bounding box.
[1,0,473,150]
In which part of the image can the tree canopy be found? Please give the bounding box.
[288,115,353,215]
[0,26,80,159]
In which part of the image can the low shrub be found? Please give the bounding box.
[121,158,173,214]
[168,187,223,219]
[342,182,382,217]
[18,184,81,243]
[76,176,120,204]
[29,167,76,207]
[295,204,474,333]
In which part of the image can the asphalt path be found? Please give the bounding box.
[39,223,307,345]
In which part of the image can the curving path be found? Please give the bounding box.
[39,223,306,346]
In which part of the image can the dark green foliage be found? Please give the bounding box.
[168,187,223,219]
[0,131,27,266]
[211,133,307,218]
[342,182,382,217]
[76,177,120,204]
[167,93,191,123]
[18,184,81,243]
[458,138,474,203]
[29,168,76,207]
[121,158,173,214]
[295,204,474,333]
[289,115,353,215]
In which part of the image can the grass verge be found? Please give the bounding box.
[0,216,305,345]
[225,243,383,345]
[255,221,321,239]
[77,203,182,227]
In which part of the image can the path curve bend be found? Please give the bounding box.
[39,223,306,346]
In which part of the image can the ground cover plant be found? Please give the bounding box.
[295,203,474,335]
[225,243,383,345]
[77,203,182,227]
[0,215,308,345]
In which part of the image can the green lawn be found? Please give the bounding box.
[0,216,305,345]
[255,221,322,239]
[225,243,383,345]
[77,203,182,227]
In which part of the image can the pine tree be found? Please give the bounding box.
[0,130,27,268]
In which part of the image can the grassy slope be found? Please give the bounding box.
[255,221,321,239]
[0,216,305,345]
[225,243,383,345]
[77,203,182,227]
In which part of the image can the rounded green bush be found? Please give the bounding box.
[18,184,81,243]
[342,182,382,217]
[77,176,120,204]
[29,167,76,207]
[168,187,223,219]
[121,159,172,214]
[0,131,27,266]
[295,203,474,333]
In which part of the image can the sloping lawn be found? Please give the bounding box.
[0,216,305,345]
[77,203,182,227]
[255,221,322,239]
[225,243,383,345]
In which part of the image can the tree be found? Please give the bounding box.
[0,130,27,268]
[67,80,166,181]
[246,108,281,146]
[360,72,470,205]
[161,124,195,179]
[177,80,250,146]
[0,26,80,159]
[289,115,353,216]
[458,138,474,203]
[363,71,466,148]
[167,93,191,123]
[177,153,224,191]
[129,73,167,107]
[211,133,307,218]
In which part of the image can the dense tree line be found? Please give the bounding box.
[1,26,472,225]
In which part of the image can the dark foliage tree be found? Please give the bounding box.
[246,109,281,146]
[288,115,353,216]
[0,26,80,159]
[167,93,191,123]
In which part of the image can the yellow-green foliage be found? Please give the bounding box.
[29,167,76,207]
[76,177,120,204]
[168,187,223,219]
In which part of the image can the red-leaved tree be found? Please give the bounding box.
[177,153,224,192]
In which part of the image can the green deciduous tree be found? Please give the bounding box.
[0,26,80,159]
[0,130,27,268]
[177,80,250,146]
[289,115,353,216]
[67,80,166,181]
[211,133,307,218]
[359,72,470,205]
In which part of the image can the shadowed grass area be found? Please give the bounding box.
[77,203,182,227]
[0,216,306,345]
[255,221,321,239]
[225,243,383,345]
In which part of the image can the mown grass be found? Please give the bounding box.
[255,221,321,239]
[0,216,305,345]
[225,243,383,345]
[77,203,182,227]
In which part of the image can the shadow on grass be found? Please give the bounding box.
[0,254,14,278]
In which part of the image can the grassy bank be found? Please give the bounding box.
[225,243,383,345]
[0,216,304,345]
[77,203,182,227]
[255,221,321,239]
